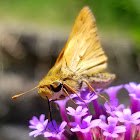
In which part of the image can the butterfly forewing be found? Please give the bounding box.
[61,7,107,75]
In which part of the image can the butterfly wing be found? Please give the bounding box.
[48,7,107,77]
[60,7,107,75]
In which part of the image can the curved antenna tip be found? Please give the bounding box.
[12,95,19,99]
[12,86,38,100]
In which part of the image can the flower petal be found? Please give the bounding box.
[124,82,137,93]
[114,126,126,133]
[32,116,39,123]
[76,106,82,112]
[115,111,123,118]
[39,114,45,123]
[29,120,37,125]
[71,125,81,132]
[29,125,37,129]
[44,131,54,138]
[123,109,131,116]
[59,121,67,131]
[29,130,40,137]
[82,108,88,114]
[132,119,140,125]
[47,120,58,132]
[108,116,118,126]
[43,119,48,126]
[83,115,92,124]
[104,102,111,112]
[99,122,108,130]
[90,119,101,127]
[90,94,98,101]
[131,112,140,120]
[117,104,125,111]
[52,120,57,128]
[103,131,118,138]
[66,107,76,115]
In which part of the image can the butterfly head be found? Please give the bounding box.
[38,80,63,100]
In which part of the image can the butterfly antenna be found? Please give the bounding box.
[12,86,38,99]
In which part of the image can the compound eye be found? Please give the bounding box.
[50,81,62,92]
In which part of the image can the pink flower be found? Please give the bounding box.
[99,116,126,138]
[29,114,48,137]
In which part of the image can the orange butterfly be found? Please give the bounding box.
[12,7,115,104]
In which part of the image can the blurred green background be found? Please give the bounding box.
[0,0,140,42]
[0,0,140,140]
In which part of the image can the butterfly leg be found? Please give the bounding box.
[63,83,88,107]
[83,80,110,104]
[62,88,77,105]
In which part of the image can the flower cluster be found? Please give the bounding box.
[29,82,140,140]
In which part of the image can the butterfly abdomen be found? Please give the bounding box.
[80,72,115,89]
